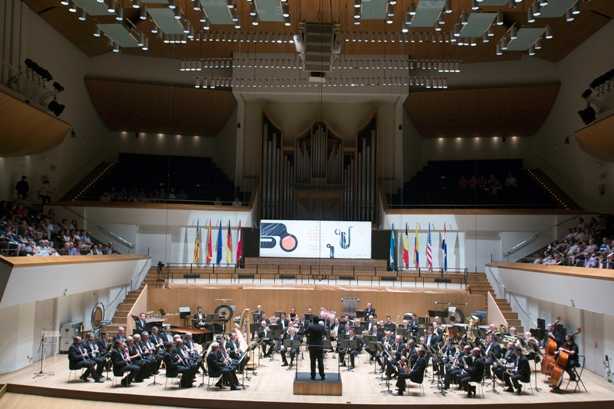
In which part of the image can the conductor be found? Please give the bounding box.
[305,320,327,380]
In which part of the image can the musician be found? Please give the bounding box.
[458,347,484,397]
[110,340,141,386]
[396,347,428,396]
[558,334,580,382]
[207,342,240,390]
[289,307,297,321]
[494,342,517,382]
[113,326,127,343]
[192,306,206,328]
[68,336,102,382]
[383,315,396,332]
[257,320,274,357]
[281,326,300,367]
[435,336,456,375]
[337,315,350,338]
[84,333,106,379]
[365,302,376,318]
[342,329,363,369]
[253,305,265,324]
[483,333,502,378]
[425,326,442,350]
[366,315,377,336]
[305,320,327,380]
[134,312,147,334]
[444,344,471,389]
[158,327,174,345]
[279,312,290,332]
[164,342,198,388]
[504,347,531,394]
[126,335,148,381]
[141,331,162,374]
[149,326,165,351]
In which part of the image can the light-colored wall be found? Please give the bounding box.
[0,2,112,201]
[529,20,614,213]
[0,285,124,373]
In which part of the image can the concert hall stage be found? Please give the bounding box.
[1,354,613,409]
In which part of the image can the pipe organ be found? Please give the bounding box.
[260,117,376,221]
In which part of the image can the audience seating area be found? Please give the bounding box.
[72,154,248,205]
[0,201,114,257]
[389,159,559,208]
[523,216,614,269]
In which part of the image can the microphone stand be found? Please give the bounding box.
[33,334,54,378]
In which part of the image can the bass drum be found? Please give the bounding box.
[445,309,465,325]
[215,304,236,321]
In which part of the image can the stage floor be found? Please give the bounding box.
[1,353,613,409]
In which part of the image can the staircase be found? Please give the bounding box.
[102,267,162,336]
[467,272,523,333]
[527,168,580,210]
[61,160,116,201]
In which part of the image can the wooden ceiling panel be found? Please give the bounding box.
[24,0,613,62]
[84,77,237,135]
[406,83,560,138]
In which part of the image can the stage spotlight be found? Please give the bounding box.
[48,99,66,117]
[577,106,596,125]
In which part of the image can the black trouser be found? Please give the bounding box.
[119,364,141,384]
[216,367,239,387]
[396,373,417,392]
[91,357,105,379]
[445,367,462,387]
[132,359,148,381]
[309,346,324,379]
[281,349,295,366]
[177,364,198,387]
[262,340,274,356]
[503,372,523,390]
[74,359,97,379]
[459,374,477,392]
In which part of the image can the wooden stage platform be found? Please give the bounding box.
[1,353,613,409]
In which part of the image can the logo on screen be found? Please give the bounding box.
[260,222,298,252]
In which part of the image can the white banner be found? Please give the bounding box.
[259,220,371,259]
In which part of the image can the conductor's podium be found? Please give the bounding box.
[293,372,342,396]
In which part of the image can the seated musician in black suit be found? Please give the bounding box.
[141,331,162,374]
[459,347,485,397]
[257,320,274,357]
[341,329,363,369]
[134,313,147,334]
[126,336,148,381]
[192,306,206,328]
[365,302,376,318]
[68,336,102,382]
[494,342,516,381]
[383,316,396,332]
[396,347,428,395]
[110,340,141,386]
[281,326,300,367]
[206,342,240,390]
[483,333,502,378]
[84,333,106,380]
[444,344,471,389]
[113,326,127,344]
[504,347,531,394]
[163,342,198,388]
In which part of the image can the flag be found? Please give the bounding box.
[401,223,409,269]
[426,223,433,271]
[454,232,460,270]
[388,224,396,271]
[226,221,233,265]
[206,219,213,265]
[236,220,243,267]
[414,223,420,269]
[216,220,223,265]
[193,220,201,264]
[441,223,448,272]
[182,227,189,263]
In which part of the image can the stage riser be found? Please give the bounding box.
[294,373,342,396]
[147,286,484,324]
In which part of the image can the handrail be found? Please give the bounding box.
[93,224,135,250]
[503,215,579,259]
[485,265,537,329]
[130,258,151,291]
[73,161,116,201]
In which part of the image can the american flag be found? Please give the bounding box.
[426,223,433,271]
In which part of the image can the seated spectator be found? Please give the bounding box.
[504,172,518,188]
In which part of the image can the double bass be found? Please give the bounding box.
[548,328,581,388]
[541,335,558,375]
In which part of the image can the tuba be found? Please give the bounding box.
[335,226,352,249]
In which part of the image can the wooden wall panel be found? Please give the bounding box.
[147,285,484,322]
[85,77,237,136]
[406,83,560,138]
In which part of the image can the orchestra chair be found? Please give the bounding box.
[565,355,588,393]
[162,355,183,389]
[110,364,125,387]
[202,354,224,390]
[67,368,86,383]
